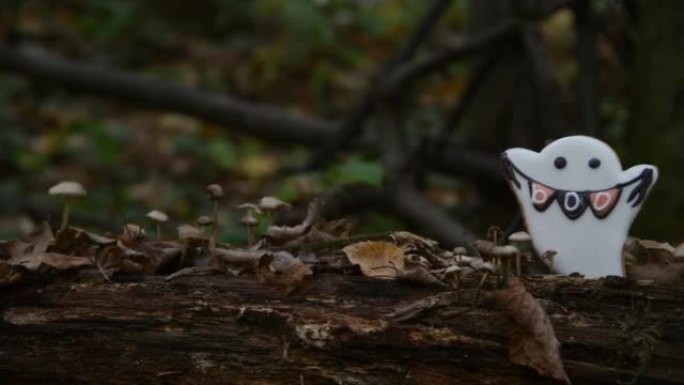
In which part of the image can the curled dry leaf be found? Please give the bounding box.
[494,274,570,384]
[342,241,405,279]
[397,265,449,288]
[256,253,312,295]
[266,200,320,241]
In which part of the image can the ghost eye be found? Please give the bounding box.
[554,156,567,169]
[588,158,601,169]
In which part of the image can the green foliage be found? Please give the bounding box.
[207,139,238,171]
[322,156,384,187]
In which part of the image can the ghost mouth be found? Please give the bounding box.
[501,153,654,220]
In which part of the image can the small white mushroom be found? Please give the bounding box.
[257,196,291,225]
[508,231,532,252]
[48,181,87,231]
[146,210,168,240]
[240,210,259,246]
[196,215,213,236]
[492,245,521,275]
[177,225,203,267]
[205,184,223,252]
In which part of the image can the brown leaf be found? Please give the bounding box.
[494,275,570,384]
[397,266,449,288]
[342,241,405,279]
[256,253,312,295]
[12,252,92,272]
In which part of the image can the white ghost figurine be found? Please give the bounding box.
[501,136,658,277]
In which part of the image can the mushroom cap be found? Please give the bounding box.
[48,181,87,197]
[206,184,224,201]
[146,210,168,222]
[240,211,259,226]
[508,231,531,243]
[177,224,204,240]
[236,203,262,214]
[257,196,291,211]
[675,243,684,258]
[452,246,468,255]
[492,245,519,257]
[196,215,213,227]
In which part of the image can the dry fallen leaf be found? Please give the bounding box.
[342,241,405,279]
[256,253,312,295]
[12,252,92,272]
[494,274,570,384]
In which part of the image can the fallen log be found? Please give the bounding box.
[1,274,683,384]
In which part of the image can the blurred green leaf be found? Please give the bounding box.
[324,157,383,187]
[207,139,238,170]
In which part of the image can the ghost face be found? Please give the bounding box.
[501,136,657,278]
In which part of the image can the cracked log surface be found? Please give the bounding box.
[1,274,683,384]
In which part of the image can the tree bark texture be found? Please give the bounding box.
[1,274,683,384]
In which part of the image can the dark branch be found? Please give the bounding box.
[434,52,499,154]
[378,19,517,96]
[0,44,335,145]
[391,184,476,248]
[306,0,451,169]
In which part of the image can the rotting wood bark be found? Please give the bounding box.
[1,274,683,385]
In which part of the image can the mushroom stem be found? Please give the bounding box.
[156,223,162,241]
[246,225,255,245]
[60,199,72,231]
[210,201,218,250]
[209,202,220,267]
[180,240,188,267]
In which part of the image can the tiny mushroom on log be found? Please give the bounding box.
[237,203,261,246]
[177,224,204,267]
[146,210,168,240]
[205,184,223,252]
[257,196,291,226]
[196,216,213,236]
[508,231,532,252]
[48,181,87,231]
[492,245,521,275]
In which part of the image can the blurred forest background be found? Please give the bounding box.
[0,0,682,246]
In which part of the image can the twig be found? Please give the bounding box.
[94,258,112,283]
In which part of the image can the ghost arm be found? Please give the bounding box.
[618,165,659,208]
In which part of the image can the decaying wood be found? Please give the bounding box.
[1,274,683,385]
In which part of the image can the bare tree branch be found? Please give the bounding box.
[306,0,452,169]
[392,184,476,248]
[378,19,518,96]
[0,44,335,145]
